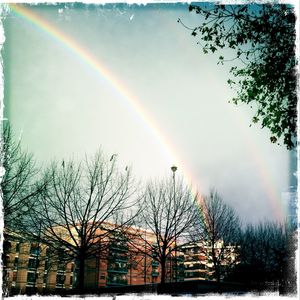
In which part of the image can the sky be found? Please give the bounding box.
[2,3,297,224]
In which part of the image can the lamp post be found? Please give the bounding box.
[171,165,177,282]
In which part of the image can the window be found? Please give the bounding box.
[12,271,17,282]
[30,244,40,256]
[56,274,65,285]
[44,259,49,271]
[3,241,12,252]
[14,257,19,269]
[15,243,20,253]
[57,248,66,258]
[43,274,48,284]
[57,248,66,271]
[28,258,37,270]
[27,272,36,284]
[46,248,51,257]
[57,261,66,272]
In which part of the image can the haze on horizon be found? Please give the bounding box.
[2,3,296,224]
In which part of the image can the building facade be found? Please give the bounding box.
[3,228,162,294]
[3,231,75,295]
[3,228,237,295]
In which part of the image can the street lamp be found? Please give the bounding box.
[171,165,177,174]
[171,165,177,282]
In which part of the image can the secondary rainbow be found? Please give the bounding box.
[8,4,285,221]
[235,111,286,221]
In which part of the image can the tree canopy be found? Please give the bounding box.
[192,190,241,282]
[181,3,297,149]
[27,151,137,289]
[130,177,198,284]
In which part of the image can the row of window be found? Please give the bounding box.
[10,242,69,260]
[12,256,75,273]
[11,271,73,288]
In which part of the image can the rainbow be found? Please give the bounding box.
[8,3,201,193]
[7,4,285,221]
[234,111,286,221]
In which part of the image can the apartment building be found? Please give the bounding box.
[181,241,239,281]
[181,242,214,281]
[83,237,161,288]
[4,227,236,294]
[3,230,75,294]
[3,227,162,294]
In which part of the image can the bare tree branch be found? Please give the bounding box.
[1,123,47,230]
[26,150,137,290]
[190,189,241,283]
[129,177,198,284]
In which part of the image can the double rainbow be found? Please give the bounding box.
[7,4,285,221]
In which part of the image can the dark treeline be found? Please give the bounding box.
[1,123,297,294]
[227,221,297,294]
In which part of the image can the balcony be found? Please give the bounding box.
[184,270,206,278]
[177,276,185,281]
[151,261,159,267]
[152,271,159,277]
[107,280,127,286]
[109,244,128,252]
[108,255,127,263]
[107,276,128,286]
[107,268,128,274]
[185,264,206,271]
[174,256,184,262]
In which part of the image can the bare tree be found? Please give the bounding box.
[27,151,136,290]
[1,123,46,230]
[130,177,198,284]
[193,190,241,283]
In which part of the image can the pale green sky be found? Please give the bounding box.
[2,3,295,223]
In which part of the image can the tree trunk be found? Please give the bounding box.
[215,264,221,284]
[212,246,221,290]
[213,258,221,292]
[160,258,166,285]
[76,251,86,291]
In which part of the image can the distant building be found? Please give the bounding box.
[181,242,212,281]
[181,241,239,282]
